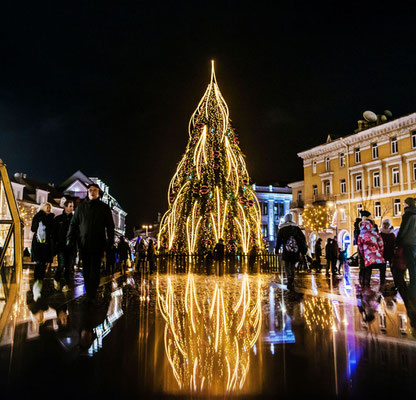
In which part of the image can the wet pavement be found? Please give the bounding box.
[1,264,416,399]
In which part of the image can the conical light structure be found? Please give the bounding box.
[158,62,262,254]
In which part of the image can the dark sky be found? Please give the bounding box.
[0,2,415,235]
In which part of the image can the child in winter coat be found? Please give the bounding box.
[358,220,385,288]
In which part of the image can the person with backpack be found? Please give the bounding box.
[31,202,55,300]
[275,214,307,290]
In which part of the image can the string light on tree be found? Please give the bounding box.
[158,61,262,254]
[302,205,331,232]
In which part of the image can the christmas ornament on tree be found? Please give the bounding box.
[158,61,262,254]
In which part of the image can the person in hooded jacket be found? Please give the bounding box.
[396,197,416,299]
[67,183,114,300]
[357,220,385,288]
[275,214,307,290]
[31,202,55,300]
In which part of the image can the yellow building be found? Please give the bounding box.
[295,112,416,253]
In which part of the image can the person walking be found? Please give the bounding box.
[135,238,147,271]
[396,197,416,299]
[31,202,55,300]
[147,238,156,273]
[275,214,307,290]
[380,219,396,289]
[331,236,340,275]
[52,200,75,291]
[117,236,131,274]
[325,238,333,277]
[357,220,385,289]
[67,183,115,301]
[314,238,322,273]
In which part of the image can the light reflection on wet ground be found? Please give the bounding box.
[1,266,416,399]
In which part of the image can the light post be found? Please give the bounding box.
[142,224,152,237]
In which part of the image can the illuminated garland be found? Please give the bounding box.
[158,61,262,254]
[302,205,331,232]
[156,273,262,394]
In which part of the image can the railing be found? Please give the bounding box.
[137,253,282,274]
[290,200,304,209]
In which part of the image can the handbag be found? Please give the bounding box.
[392,247,407,271]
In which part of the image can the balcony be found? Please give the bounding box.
[310,194,336,205]
[290,200,304,209]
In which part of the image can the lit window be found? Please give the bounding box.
[263,202,268,215]
[325,157,330,171]
[313,185,318,196]
[355,175,362,191]
[372,143,378,159]
[339,153,345,167]
[394,199,401,216]
[340,179,346,194]
[355,148,361,164]
[412,132,416,149]
[262,225,268,237]
[392,167,400,185]
[312,161,317,174]
[374,201,381,218]
[373,171,380,188]
[391,137,398,154]
[413,163,416,181]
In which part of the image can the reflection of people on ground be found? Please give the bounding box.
[358,220,385,289]
[357,287,381,323]
[53,199,75,292]
[31,202,55,301]
[67,183,115,301]
[275,214,307,290]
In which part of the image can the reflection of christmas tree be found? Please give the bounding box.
[158,61,262,254]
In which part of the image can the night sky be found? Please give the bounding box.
[1,2,415,235]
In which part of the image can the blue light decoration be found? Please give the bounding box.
[188,175,192,180]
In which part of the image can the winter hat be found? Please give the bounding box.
[87,183,100,190]
[404,197,415,207]
[285,213,293,223]
[360,210,371,218]
[382,219,392,228]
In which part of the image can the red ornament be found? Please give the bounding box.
[200,185,209,195]
[239,197,247,205]
[213,151,220,159]
[214,163,219,170]
[247,199,254,207]
[242,178,249,186]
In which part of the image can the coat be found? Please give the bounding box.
[314,242,322,259]
[275,221,307,262]
[67,198,115,254]
[117,240,131,261]
[396,205,416,247]
[380,230,396,262]
[357,220,385,267]
[52,211,73,254]
[31,210,54,263]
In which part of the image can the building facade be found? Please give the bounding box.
[297,112,416,255]
[252,184,292,251]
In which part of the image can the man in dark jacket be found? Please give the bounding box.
[396,197,416,299]
[214,239,225,261]
[53,200,75,291]
[275,214,307,290]
[67,183,115,300]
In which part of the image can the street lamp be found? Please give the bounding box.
[142,224,152,237]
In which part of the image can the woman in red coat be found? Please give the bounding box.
[358,220,385,288]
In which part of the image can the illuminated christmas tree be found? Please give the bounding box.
[158,61,262,254]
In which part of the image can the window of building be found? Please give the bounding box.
[412,132,416,149]
[313,185,318,196]
[312,161,317,174]
[340,179,346,194]
[262,224,268,237]
[355,175,362,191]
[341,208,346,221]
[279,203,284,216]
[394,198,401,216]
[357,203,362,217]
[372,143,378,159]
[379,313,387,330]
[298,214,303,226]
[392,167,400,185]
[413,163,416,181]
[274,204,278,216]
[373,171,380,188]
[391,137,398,154]
[374,201,381,218]
[325,157,330,171]
[262,202,268,215]
[297,191,302,202]
[325,181,331,195]
[339,153,345,167]
[355,148,361,164]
